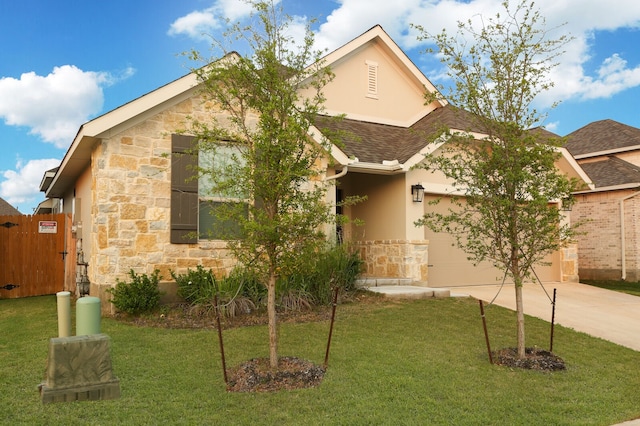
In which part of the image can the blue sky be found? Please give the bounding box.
[2,0,640,213]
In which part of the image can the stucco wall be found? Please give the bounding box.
[310,39,435,125]
[571,190,640,281]
[74,165,92,258]
[345,173,407,241]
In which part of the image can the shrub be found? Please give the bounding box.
[170,245,363,315]
[222,267,265,304]
[108,269,163,315]
[276,276,314,311]
[298,244,364,305]
[171,265,216,304]
[171,266,262,318]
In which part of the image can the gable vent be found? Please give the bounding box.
[365,60,378,99]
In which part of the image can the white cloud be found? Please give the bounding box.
[217,0,261,21]
[168,9,220,39]
[579,54,640,99]
[168,0,279,39]
[0,158,61,212]
[0,65,134,149]
[544,121,560,133]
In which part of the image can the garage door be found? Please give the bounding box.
[424,195,559,287]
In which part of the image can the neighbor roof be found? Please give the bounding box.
[565,119,640,158]
[0,197,20,216]
[578,156,640,189]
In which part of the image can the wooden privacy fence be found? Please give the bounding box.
[0,213,74,299]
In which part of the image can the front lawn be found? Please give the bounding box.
[2,295,639,425]
[582,279,640,297]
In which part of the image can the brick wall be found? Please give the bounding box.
[571,189,640,281]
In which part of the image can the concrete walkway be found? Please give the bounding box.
[451,282,640,352]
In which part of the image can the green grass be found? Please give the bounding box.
[582,279,640,297]
[2,295,640,425]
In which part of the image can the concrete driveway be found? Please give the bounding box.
[453,282,640,352]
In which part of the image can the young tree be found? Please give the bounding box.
[413,1,580,358]
[188,1,337,369]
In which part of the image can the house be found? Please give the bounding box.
[34,168,59,214]
[566,119,640,281]
[39,25,587,312]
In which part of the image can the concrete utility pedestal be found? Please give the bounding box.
[39,334,120,403]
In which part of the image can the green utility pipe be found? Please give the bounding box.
[76,296,101,336]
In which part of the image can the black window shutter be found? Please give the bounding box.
[171,134,198,244]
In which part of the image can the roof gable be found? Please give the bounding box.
[307,25,444,127]
[565,119,640,158]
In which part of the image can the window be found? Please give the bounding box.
[365,60,378,99]
[170,134,248,243]
[197,144,247,240]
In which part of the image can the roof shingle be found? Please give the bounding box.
[0,197,21,216]
[315,105,484,164]
[578,156,640,188]
[316,105,560,165]
[565,119,640,157]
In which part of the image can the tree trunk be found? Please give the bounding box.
[267,272,278,370]
[514,280,526,358]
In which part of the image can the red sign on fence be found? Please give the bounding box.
[38,221,58,234]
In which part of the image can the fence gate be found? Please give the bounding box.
[0,213,74,299]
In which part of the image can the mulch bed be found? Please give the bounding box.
[226,356,326,392]
[122,303,333,330]
[119,290,384,331]
[492,347,566,371]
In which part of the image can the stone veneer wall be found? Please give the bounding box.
[354,240,429,284]
[89,93,246,313]
[571,190,640,281]
[561,243,579,282]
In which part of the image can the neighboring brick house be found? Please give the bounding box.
[39,25,587,312]
[566,119,640,280]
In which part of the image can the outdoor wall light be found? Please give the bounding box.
[411,183,425,203]
[561,197,574,212]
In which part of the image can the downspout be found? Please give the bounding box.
[324,166,348,182]
[619,190,640,280]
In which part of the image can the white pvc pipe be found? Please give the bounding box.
[56,291,71,337]
[619,190,640,280]
[323,166,348,182]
